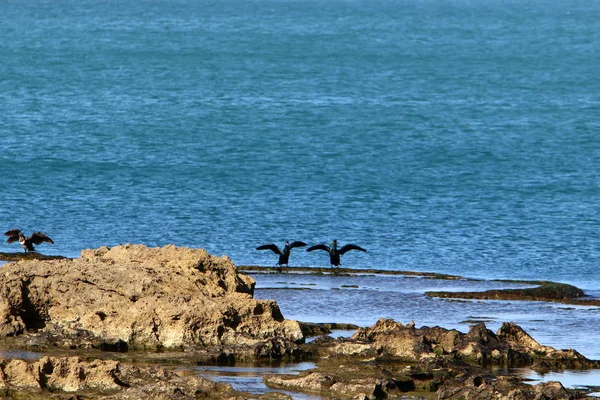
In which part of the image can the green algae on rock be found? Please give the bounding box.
[424,281,600,306]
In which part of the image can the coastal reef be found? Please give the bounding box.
[0,246,598,399]
[266,318,599,399]
[0,244,303,354]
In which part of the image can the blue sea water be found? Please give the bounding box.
[2,0,600,394]
[1,2,599,288]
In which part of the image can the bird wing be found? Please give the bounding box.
[288,241,307,249]
[30,232,54,245]
[4,229,21,243]
[256,244,282,255]
[306,244,330,253]
[339,244,367,254]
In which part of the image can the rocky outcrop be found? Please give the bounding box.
[0,245,303,352]
[348,318,600,369]
[0,355,249,399]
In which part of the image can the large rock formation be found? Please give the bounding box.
[0,244,303,352]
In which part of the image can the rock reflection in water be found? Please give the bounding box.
[515,368,600,395]
[194,361,320,399]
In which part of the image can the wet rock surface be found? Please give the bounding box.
[0,245,303,353]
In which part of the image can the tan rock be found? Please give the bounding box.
[1,358,40,389]
[265,371,336,392]
[347,318,600,370]
[0,355,243,399]
[497,322,553,354]
[0,244,303,350]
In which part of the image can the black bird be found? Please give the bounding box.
[306,239,366,267]
[256,241,307,266]
[5,229,54,252]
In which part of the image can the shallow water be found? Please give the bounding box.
[0,348,43,361]
[248,271,600,393]
[193,361,319,398]
[516,368,600,394]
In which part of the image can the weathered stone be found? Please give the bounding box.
[438,374,574,400]
[0,245,303,351]
[345,318,600,371]
[0,355,268,399]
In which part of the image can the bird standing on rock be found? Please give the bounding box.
[306,239,366,267]
[4,229,54,252]
[256,241,307,266]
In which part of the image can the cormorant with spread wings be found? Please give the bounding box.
[5,229,54,252]
[256,240,307,266]
[306,239,366,266]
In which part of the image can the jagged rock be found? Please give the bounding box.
[351,319,466,361]
[347,319,600,369]
[0,244,303,351]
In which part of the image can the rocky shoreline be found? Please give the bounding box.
[0,245,599,399]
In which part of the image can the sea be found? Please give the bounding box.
[2,0,600,394]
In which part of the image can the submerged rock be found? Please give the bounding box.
[0,244,303,353]
[425,281,600,306]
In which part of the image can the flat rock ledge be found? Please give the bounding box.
[265,318,600,399]
[0,244,303,356]
[425,281,600,306]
